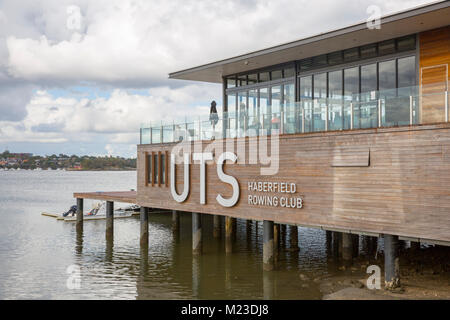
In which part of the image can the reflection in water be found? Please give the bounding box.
[192,256,201,298]
[263,271,274,300]
[76,227,83,256]
[105,237,114,263]
[0,171,379,300]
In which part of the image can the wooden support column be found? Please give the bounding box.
[289,225,299,250]
[263,220,274,271]
[140,207,149,247]
[213,215,221,238]
[225,216,233,254]
[280,224,286,247]
[192,213,202,255]
[384,234,400,290]
[76,198,83,231]
[172,210,180,232]
[273,224,280,249]
[273,223,280,262]
[410,241,420,251]
[342,233,353,262]
[352,234,359,258]
[106,201,114,241]
[332,232,341,258]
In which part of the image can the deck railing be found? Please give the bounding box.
[140,83,449,144]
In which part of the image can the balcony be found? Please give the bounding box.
[140,84,449,144]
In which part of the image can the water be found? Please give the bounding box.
[0,170,348,300]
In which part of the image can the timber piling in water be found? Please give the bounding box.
[140,207,149,247]
[384,234,400,290]
[192,213,202,255]
[76,198,83,231]
[263,220,274,271]
[289,225,298,250]
[172,210,180,233]
[213,215,221,238]
[225,216,233,254]
[342,233,353,263]
[106,201,114,241]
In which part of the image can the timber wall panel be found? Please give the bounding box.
[419,26,450,123]
[137,124,450,243]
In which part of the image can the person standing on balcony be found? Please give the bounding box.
[209,100,219,139]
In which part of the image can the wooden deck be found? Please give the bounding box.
[73,191,137,204]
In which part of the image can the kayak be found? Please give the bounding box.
[41,211,139,221]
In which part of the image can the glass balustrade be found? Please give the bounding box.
[140,84,449,144]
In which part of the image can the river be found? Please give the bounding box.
[0,170,371,299]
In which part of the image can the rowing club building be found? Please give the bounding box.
[75,2,450,290]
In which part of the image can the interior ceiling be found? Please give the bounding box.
[169,2,450,84]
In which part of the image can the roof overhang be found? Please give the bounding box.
[169,1,450,83]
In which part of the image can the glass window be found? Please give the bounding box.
[259,72,270,82]
[300,76,313,99]
[398,56,416,88]
[300,76,313,132]
[328,70,343,99]
[237,75,247,86]
[248,73,258,84]
[360,63,378,129]
[227,77,236,88]
[360,44,377,59]
[248,89,257,118]
[227,93,236,117]
[147,154,152,184]
[153,153,158,184]
[313,73,327,99]
[259,87,270,132]
[299,58,313,71]
[361,64,377,95]
[313,55,327,68]
[271,86,282,114]
[313,73,327,132]
[259,88,269,114]
[378,40,395,55]
[328,70,343,131]
[284,68,295,78]
[283,82,296,133]
[379,60,396,93]
[248,89,259,135]
[238,91,247,132]
[328,51,343,65]
[344,48,359,62]
[397,36,416,52]
[271,70,282,80]
[284,82,295,106]
[344,67,359,100]
[160,153,165,185]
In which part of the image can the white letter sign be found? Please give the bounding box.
[216,152,240,207]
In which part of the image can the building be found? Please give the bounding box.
[77,1,450,289]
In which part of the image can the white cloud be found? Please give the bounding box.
[4,0,434,85]
[0,0,436,155]
[0,83,221,145]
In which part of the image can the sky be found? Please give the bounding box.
[0,0,436,157]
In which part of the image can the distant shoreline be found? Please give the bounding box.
[1,168,136,172]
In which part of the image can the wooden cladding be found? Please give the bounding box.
[145,151,168,187]
[331,147,370,167]
[137,124,450,243]
[419,26,450,124]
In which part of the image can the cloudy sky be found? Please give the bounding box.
[0,0,435,157]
